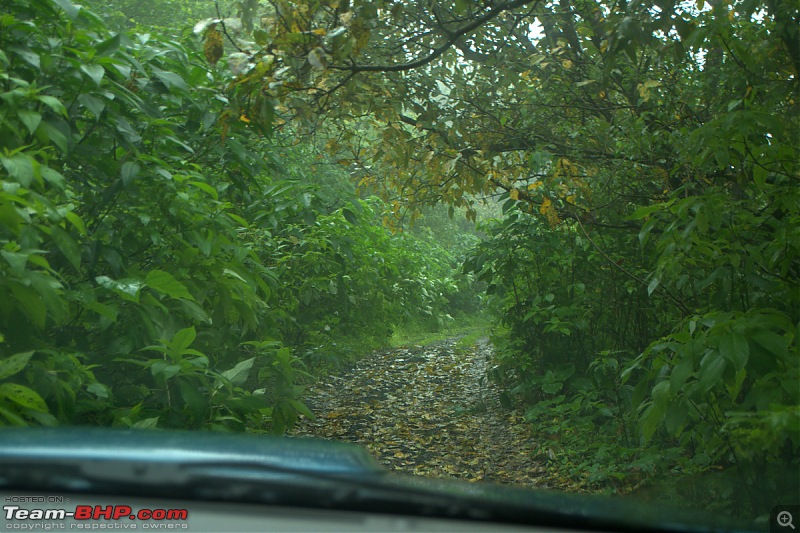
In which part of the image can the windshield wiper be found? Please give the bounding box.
[0,427,753,532]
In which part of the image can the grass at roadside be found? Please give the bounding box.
[294,311,494,389]
[388,312,492,348]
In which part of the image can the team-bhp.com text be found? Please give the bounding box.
[5,505,188,521]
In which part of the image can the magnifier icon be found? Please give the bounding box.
[778,511,795,530]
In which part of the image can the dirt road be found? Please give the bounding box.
[292,338,552,487]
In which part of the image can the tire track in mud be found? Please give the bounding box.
[291,338,550,487]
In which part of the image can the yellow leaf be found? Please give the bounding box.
[239,114,250,123]
[509,188,520,200]
[311,28,327,36]
[539,197,561,226]
[637,80,661,102]
[562,59,573,69]
[539,197,552,215]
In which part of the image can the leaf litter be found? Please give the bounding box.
[292,338,570,489]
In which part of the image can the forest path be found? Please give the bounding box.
[292,338,553,487]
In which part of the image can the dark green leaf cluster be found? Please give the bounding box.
[0,0,308,431]
[263,197,480,365]
[0,0,479,433]
[460,0,799,516]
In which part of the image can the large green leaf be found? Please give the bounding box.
[50,226,81,270]
[698,354,727,393]
[719,332,749,371]
[2,250,29,275]
[664,400,689,436]
[121,161,140,187]
[0,351,35,381]
[639,402,666,443]
[77,94,105,119]
[150,67,189,92]
[145,270,194,300]
[1,155,35,187]
[169,327,197,358]
[95,33,121,56]
[17,111,42,135]
[80,64,105,85]
[150,360,182,381]
[219,357,255,387]
[0,383,49,413]
[10,284,47,329]
[36,95,67,117]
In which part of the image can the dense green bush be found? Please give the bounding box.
[260,196,479,365]
[0,0,480,432]
[0,0,313,431]
[461,0,799,516]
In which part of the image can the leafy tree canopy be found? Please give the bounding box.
[214,0,797,221]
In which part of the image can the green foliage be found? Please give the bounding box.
[0,0,311,433]
[0,0,481,434]
[257,194,479,366]
[464,208,660,391]
[624,309,798,511]
[451,0,800,517]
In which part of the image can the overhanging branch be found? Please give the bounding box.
[330,0,540,73]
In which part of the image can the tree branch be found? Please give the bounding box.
[330,0,540,73]
[215,0,247,54]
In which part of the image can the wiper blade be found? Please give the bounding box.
[0,426,382,477]
[0,427,753,532]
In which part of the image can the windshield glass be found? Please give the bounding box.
[0,0,797,529]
